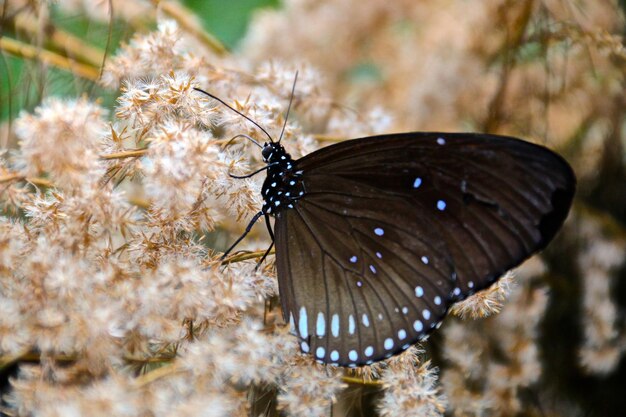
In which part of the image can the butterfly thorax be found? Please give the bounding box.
[260,142,304,216]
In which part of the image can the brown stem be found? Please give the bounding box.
[341,375,383,386]
[211,249,276,266]
[0,37,100,81]
[100,148,148,160]
[9,12,105,68]
[313,134,347,143]
[0,172,53,187]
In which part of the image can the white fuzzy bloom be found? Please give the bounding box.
[379,361,447,417]
[143,121,221,223]
[278,364,346,417]
[14,98,107,190]
[101,20,187,88]
[578,219,626,375]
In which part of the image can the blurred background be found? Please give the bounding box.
[1,1,625,416]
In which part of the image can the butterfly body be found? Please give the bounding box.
[257,132,575,367]
[260,142,304,216]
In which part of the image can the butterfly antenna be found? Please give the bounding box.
[193,87,274,143]
[278,71,298,144]
[225,134,263,149]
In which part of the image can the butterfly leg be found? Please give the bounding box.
[220,210,264,260]
[229,162,278,179]
[264,212,275,241]
[255,213,275,269]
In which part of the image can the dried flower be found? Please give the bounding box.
[14,97,107,190]
[449,271,514,319]
[379,360,447,417]
[278,364,346,417]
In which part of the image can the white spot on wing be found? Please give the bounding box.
[349,314,355,335]
[301,341,309,353]
[331,314,340,337]
[374,227,384,236]
[362,314,370,327]
[348,350,358,362]
[434,296,442,305]
[437,137,446,145]
[422,309,431,320]
[376,251,382,259]
[364,346,374,357]
[414,320,423,332]
[316,347,325,359]
[330,350,339,361]
[421,256,429,264]
[298,307,308,338]
[398,329,407,340]
[316,312,325,336]
[289,313,295,334]
[413,177,422,188]
[349,255,357,263]
[437,200,447,211]
[384,338,394,350]
[369,264,377,274]
[415,286,424,297]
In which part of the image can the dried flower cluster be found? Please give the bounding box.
[577,213,626,375]
[0,0,624,416]
[442,260,549,415]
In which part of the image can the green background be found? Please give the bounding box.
[0,0,279,122]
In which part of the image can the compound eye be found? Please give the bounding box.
[261,145,273,161]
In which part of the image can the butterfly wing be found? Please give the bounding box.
[275,132,575,366]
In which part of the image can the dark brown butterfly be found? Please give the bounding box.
[194,86,576,367]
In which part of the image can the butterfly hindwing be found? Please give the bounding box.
[275,190,453,366]
[273,132,575,366]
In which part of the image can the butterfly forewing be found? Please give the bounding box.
[274,132,575,366]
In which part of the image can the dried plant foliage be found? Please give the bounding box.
[449,272,515,320]
[0,0,624,416]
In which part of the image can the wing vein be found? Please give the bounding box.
[302,198,452,282]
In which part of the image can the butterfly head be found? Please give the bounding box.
[262,142,289,164]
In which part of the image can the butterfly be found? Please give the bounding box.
[194,82,576,367]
